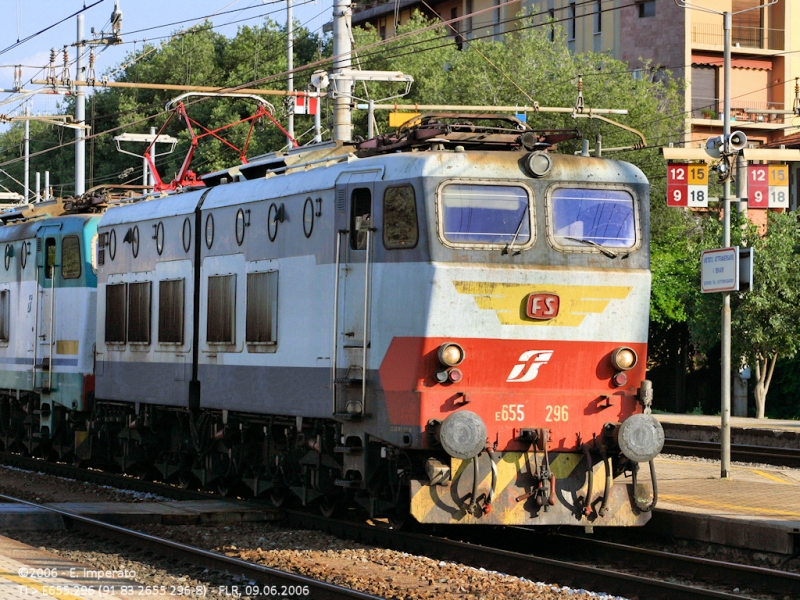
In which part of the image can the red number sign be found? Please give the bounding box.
[748,165,769,208]
[667,163,688,207]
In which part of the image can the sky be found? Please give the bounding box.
[0,0,333,120]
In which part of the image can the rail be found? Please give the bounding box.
[0,491,380,600]
[662,438,800,469]
[691,23,784,51]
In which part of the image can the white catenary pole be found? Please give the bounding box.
[23,104,29,204]
[287,0,294,147]
[75,13,86,196]
[332,0,353,142]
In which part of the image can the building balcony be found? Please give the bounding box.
[691,23,784,51]
[691,97,785,125]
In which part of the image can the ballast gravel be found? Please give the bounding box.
[8,526,628,600]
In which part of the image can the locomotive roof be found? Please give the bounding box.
[0,213,96,243]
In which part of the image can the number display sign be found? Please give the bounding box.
[749,164,789,209]
[768,164,788,209]
[748,165,769,208]
[667,163,708,207]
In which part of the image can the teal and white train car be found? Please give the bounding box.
[0,212,99,456]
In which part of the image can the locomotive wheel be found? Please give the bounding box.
[319,496,339,518]
[270,488,287,508]
[178,472,196,490]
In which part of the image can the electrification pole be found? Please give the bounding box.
[23,104,29,204]
[332,0,353,142]
[675,0,776,479]
[287,0,294,147]
[75,14,86,196]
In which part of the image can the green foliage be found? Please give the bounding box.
[0,20,323,195]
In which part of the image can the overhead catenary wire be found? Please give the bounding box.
[0,0,791,172]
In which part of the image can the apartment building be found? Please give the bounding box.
[525,0,800,148]
[354,0,800,147]
[351,0,522,43]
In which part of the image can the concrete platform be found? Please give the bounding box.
[0,534,144,599]
[0,500,278,531]
[649,455,800,554]
[655,413,800,448]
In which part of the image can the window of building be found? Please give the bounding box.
[638,1,655,18]
[350,188,372,250]
[569,2,576,39]
[548,9,555,41]
[207,274,236,344]
[595,0,602,33]
[0,290,9,342]
[105,283,127,344]
[691,65,718,118]
[44,238,56,279]
[158,279,184,344]
[440,184,532,247]
[128,281,152,344]
[246,271,278,345]
[383,185,418,248]
[61,236,81,279]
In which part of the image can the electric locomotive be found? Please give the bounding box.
[0,203,99,459]
[0,115,663,527]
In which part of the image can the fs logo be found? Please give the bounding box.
[506,350,554,383]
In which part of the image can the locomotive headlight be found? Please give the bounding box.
[611,347,637,371]
[438,343,465,367]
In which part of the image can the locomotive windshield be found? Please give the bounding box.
[439,184,531,246]
[550,187,636,249]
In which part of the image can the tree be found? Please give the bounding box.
[689,210,800,418]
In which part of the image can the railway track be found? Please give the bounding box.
[3,452,798,599]
[287,511,800,600]
[662,438,800,468]
[0,492,382,600]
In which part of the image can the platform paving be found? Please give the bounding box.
[650,456,800,554]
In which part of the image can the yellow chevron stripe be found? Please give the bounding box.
[453,282,632,327]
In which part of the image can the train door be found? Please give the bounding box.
[37,230,59,390]
[333,170,382,416]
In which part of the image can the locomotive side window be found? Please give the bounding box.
[350,188,372,250]
[246,271,278,345]
[128,282,152,344]
[44,238,56,279]
[0,289,9,342]
[383,185,418,248]
[61,236,82,279]
[439,184,532,247]
[207,274,236,344]
[549,187,636,250]
[105,283,127,344]
[158,279,185,344]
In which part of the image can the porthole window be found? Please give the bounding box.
[235,209,245,246]
[267,203,279,242]
[303,197,314,238]
[109,229,117,261]
[20,243,27,269]
[3,244,11,270]
[182,218,191,253]
[132,226,140,258]
[155,221,165,255]
[205,214,215,249]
